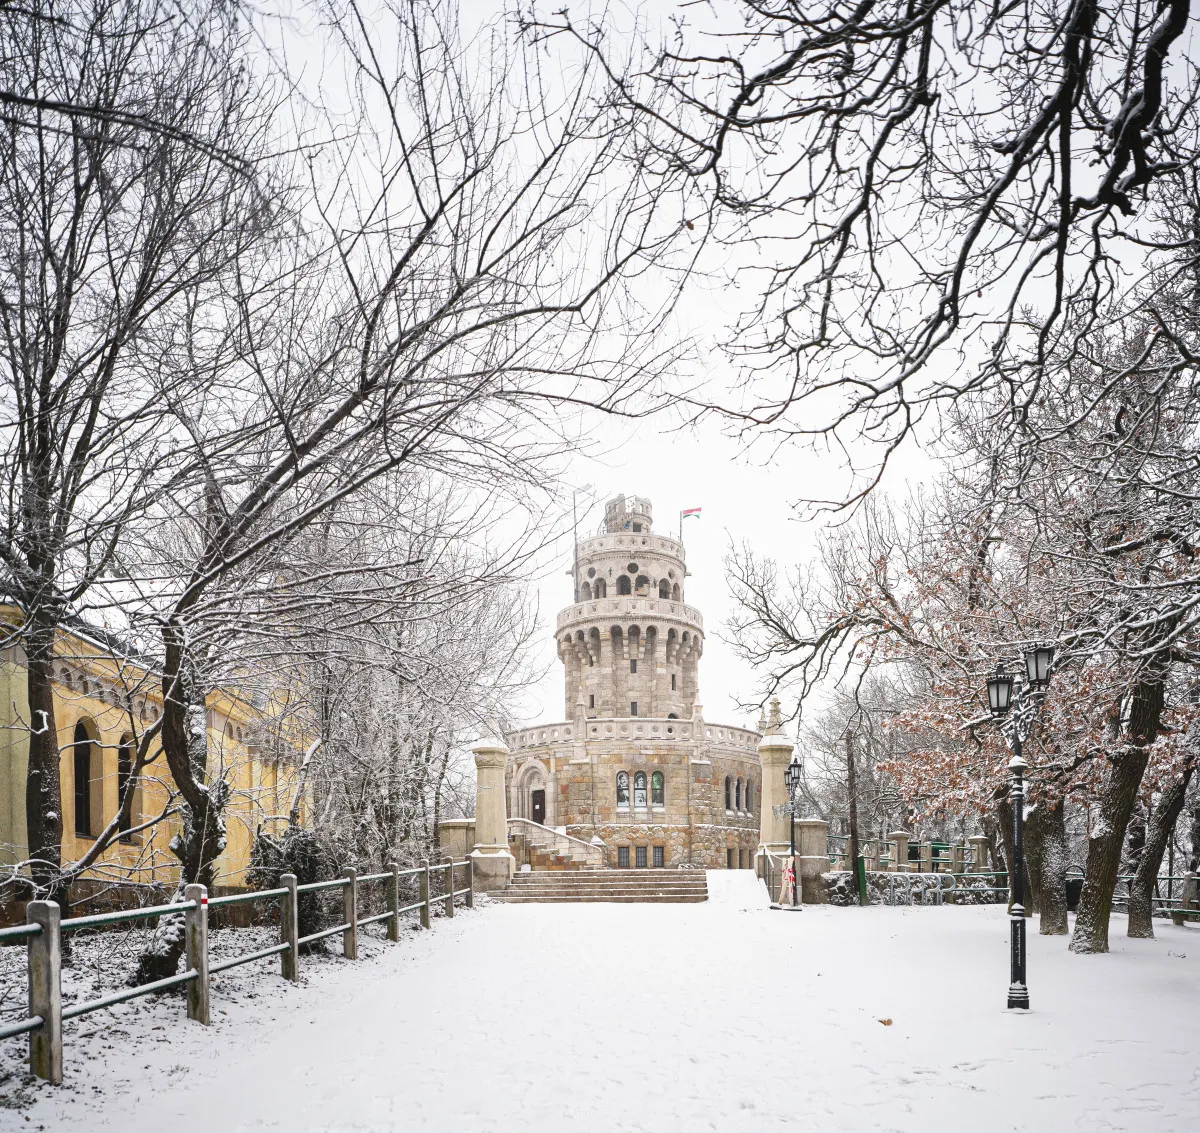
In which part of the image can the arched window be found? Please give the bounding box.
[672,583,680,601]
[594,578,607,598]
[635,575,650,594]
[616,771,629,807]
[658,579,670,598]
[617,575,631,595]
[633,771,648,808]
[651,771,664,806]
[580,581,592,601]
[735,778,742,811]
[724,776,732,811]
[117,734,137,838]
[73,720,95,837]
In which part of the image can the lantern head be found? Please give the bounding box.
[1024,645,1055,689]
[784,752,802,797]
[987,667,1014,716]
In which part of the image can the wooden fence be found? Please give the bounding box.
[0,858,473,1085]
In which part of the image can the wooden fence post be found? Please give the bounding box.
[466,857,475,909]
[26,900,62,1085]
[280,873,299,981]
[343,868,358,959]
[184,884,210,1025]
[420,861,431,929]
[386,863,401,942]
[444,861,455,918]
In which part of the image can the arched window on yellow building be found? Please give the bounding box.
[73,719,98,837]
[117,734,141,842]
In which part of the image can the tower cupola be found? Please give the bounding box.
[603,495,653,534]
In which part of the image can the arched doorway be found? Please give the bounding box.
[516,760,550,826]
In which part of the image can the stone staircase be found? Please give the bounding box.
[493,869,709,904]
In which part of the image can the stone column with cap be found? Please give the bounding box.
[754,699,794,877]
[470,736,515,891]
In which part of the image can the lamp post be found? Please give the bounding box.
[986,645,1054,1010]
[783,752,803,909]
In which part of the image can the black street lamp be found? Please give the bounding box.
[784,752,803,909]
[986,646,1054,1011]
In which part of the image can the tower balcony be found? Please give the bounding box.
[556,595,703,632]
[575,532,686,562]
[505,716,761,755]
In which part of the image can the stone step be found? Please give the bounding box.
[492,893,708,903]
[501,886,708,895]
[511,873,705,878]
[499,867,708,903]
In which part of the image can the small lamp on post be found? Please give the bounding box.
[1025,645,1054,689]
[987,667,1013,717]
[983,647,1054,1011]
[783,753,803,910]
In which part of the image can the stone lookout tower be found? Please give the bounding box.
[501,493,762,870]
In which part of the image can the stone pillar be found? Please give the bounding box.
[470,737,515,891]
[969,835,990,873]
[755,729,794,875]
[863,839,880,873]
[919,841,933,874]
[795,818,831,904]
[888,830,911,872]
[950,843,966,874]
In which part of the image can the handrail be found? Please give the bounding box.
[2,855,477,1084]
[507,818,606,867]
[507,818,600,854]
[62,900,196,932]
[0,923,41,945]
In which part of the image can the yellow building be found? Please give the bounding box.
[1,606,305,893]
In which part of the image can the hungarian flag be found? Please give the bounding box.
[681,507,702,519]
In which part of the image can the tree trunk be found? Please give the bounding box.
[24,620,65,907]
[1123,803,1147,874]
[1071,678,1164,954]
[1188,801,1200,872]
[845,734,863,903]
[1127,763,1195,938]
[1024,804,1045,917]
[1028,798,1069,935]
[135,633,227,984]
[995,794,1030,916]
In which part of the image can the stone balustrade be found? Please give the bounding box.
[555,596,703,631]
[576,532,685,561]
[506,717,760,754]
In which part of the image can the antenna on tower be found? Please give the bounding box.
[571,485,593,603]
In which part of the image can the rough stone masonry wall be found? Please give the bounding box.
[520,741,759,869]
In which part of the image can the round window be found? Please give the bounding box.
[627,562,639,572]
[587,567,596,577]
[668,570,675,579]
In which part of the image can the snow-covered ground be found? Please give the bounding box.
[3,871,1198,1132]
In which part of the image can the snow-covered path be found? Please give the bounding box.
[10,871,1200,1132]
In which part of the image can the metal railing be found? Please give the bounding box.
[0,858,472,1084]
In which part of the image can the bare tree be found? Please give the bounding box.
[537,0,1200,501]
[0,0,280,905]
